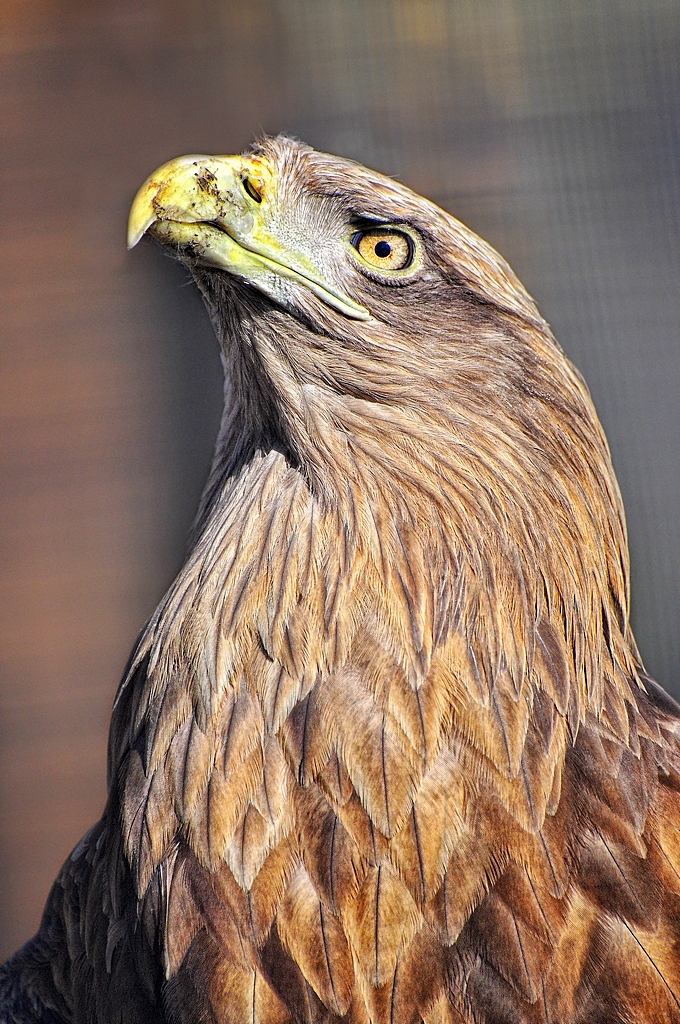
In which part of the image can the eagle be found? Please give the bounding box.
[2,136,680,1024]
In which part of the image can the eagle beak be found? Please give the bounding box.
[127,154,370,321]
[127,154,209,250]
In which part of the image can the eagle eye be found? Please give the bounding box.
[351,228,414,272]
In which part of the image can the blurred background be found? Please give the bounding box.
[1,0,679,960]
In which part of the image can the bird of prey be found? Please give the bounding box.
[2,136,680,1024]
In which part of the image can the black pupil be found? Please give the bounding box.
[374,240,392,258]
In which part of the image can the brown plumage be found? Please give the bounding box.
[2,135,680,1024]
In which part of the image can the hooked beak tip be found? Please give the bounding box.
[127,205,157,250]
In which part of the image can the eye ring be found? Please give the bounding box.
[351,227,415,272]
[242,176,263,203]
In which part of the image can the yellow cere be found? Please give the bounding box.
[356,229,412,271]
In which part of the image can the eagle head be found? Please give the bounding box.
[128,134,636,729]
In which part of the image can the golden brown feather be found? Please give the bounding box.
[2,136,680,1024]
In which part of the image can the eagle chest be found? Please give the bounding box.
[118,454,482,1017]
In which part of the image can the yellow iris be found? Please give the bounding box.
[354,229,413,271]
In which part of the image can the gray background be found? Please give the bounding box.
[1,0,678,959]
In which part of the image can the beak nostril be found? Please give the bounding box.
[242,176,263,203]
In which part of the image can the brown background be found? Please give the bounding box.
[1,0,679,961]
